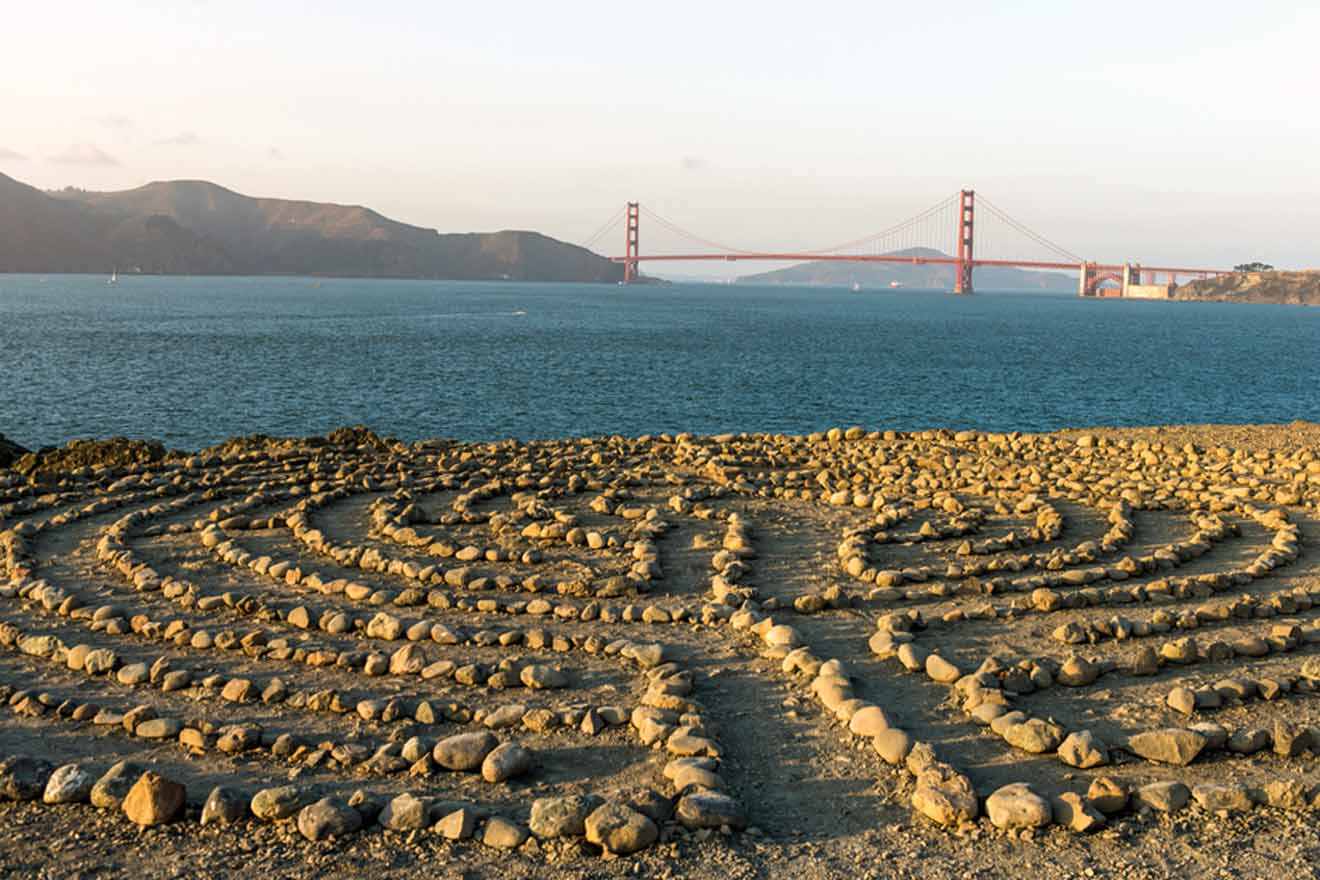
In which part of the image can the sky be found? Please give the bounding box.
[2,0,1318,276]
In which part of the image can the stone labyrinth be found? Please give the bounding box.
[0,425,1318,856]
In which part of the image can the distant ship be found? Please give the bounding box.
[889,281,902,288]
[108,269,118,285]
[851,282,861,292]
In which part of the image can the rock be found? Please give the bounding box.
[675,791,747,829]
[530,795,603,838]
[122,771,186,826]
[250,785,308,821]
[1056,655,1099,687]
[521,664,568,689]
[1134,780,1190,812]
[482,816,528,849]
[89,761,144,809]
[1227,727,1270,754]
[436,807,478,839]
[986,783,1052,829]
[298,797,363,841]
[873,728,913,765]
[366,612,403,640]
[134,717,183,740]
[1052,791,1105,832]
[1273,720,1314,757]
[1057,729,1108,768]
[380,792,430,830]
[388,643,429,675]
[482,742,533,783]
[43,764,95,804]
[434,731,500,771]
[1003,718,1065,754]
[848,706,892,737]
[1166,686,1196,716]
[925,654,961,683]
[0,756,54,801]
[1191,783,1254,813]
[911,764,979,826]
[585,802,658,854]
[1127,728,1207,765]
[1086,777,1128,814]
[201,786,248,825]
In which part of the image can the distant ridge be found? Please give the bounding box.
[737,246,1075,291]
[0,173,623,282]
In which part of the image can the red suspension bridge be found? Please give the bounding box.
[580,190,1231,296]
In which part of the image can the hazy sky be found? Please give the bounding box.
[3,1,1318,274]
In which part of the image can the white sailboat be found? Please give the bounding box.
[108,268,118,285]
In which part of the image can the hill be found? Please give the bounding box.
[1175,270,1320,306]
[736,247,1075,291]
[0,173,623,282]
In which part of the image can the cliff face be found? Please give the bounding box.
[736,247,1075,291]
[0,173,623,282]
[1175,271,1320,306]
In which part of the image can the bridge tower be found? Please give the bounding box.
[623,202,640,284]
[954,189,975,294]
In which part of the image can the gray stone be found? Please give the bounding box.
[89,761,144,809]
[0,756,54,801]
[676,791,747,829]
[380,792,430,830]
[433,731,499,771]
[201,786,248,825]
[298,797,363,841]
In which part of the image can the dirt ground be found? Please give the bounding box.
[0,422,1317,879]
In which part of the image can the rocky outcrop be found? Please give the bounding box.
[0,434,28,469]
[1176,270,1320,306]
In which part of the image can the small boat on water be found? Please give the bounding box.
[851,282,861,292]
[889,281,902,288]
[108,269,119,285]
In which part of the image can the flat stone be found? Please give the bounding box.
[1127,728,1207,765]
[1134,780,1191,812]
[675,791,746,829]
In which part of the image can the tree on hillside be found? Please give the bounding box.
[1234,261,1274,272]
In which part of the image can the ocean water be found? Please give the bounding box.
[1,274,1317,451]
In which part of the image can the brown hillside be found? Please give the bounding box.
[2,173,622,282]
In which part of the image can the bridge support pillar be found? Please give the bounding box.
[623,202,640,284]
[954,189,975,294]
